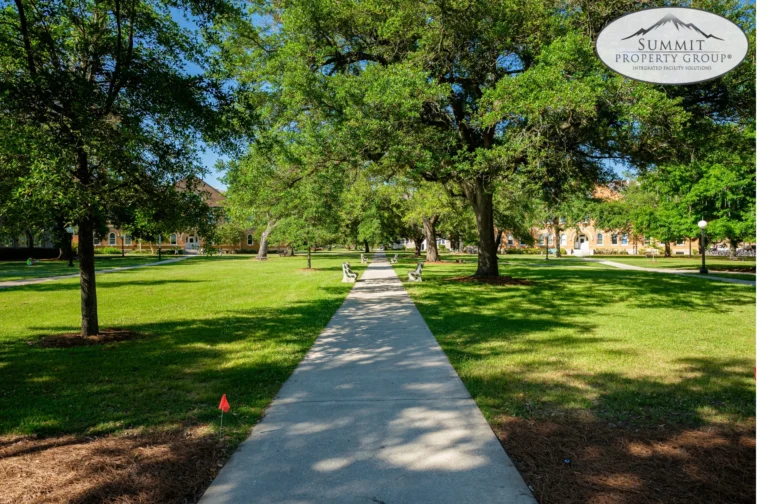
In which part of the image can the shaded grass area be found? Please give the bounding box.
[0,253,357,503]
[393,256,755,503]
[582,255,756,272]
[0,255,165,282]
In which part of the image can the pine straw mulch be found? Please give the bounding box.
[30,329,143,348]
[444,275,533,286]
[0,428,224,504]
[496,416,755,504]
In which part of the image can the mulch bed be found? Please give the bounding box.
[31,329,143,348]
[445,276,532,286]
[0,428,223,504]
[496,416,755,504]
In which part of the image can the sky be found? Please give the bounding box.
[170,8,230,192]
[201,148,228,191]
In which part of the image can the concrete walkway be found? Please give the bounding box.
[582,258,756,286]
[0,255,193,289]
[200,253,535,504]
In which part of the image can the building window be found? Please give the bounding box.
[676,238,685,246]
[559,217,566,225]
[538,234,547,246]
[93,233,100,245]
[560,234,567,246]
[645,236,653,245]
[621,234,628,245]
[124,235,132,245]
[247,234,254,246]
[597,233,604,245]
[611,234,618,245]
[170,233,177,245]
[506,236,514,247]
[108,232,117,245]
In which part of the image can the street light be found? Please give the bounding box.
[698,219,708,274]
[65,226,75,267]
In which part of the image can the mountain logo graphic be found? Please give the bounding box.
[622,13,723,41]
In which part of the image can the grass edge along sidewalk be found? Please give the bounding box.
[391,254,755,504]
[0,253,357,504]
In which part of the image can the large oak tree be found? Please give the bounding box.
[223,0,689,276]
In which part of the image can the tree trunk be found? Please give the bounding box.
[75,150,99,336]
[422,215,440,262]
[364,239,370,253]
[463,181,498,277]
[412,233,424,256]
[25,230,34,254]
[494,228,503,252]
[554,227,562,258]
[729,239,738,258]
[664,241,671,258]
[307,244,312,269]
[77,217,99,336]
[257,221,274,259]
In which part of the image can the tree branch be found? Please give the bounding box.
[13,0,36,76]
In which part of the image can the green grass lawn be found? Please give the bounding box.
[393,255,755,427]
[0,253,356,441]
[0,255,168,282]
[392,254,755,501]
[584,254,757,272]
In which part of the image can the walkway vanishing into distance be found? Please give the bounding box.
[0,255,193,289]
[200,253,535,504]
[583,258,756,286]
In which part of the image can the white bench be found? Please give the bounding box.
[408,262,424,282]
[360,254,368,264]
[342,262,358,283]
[390,254,398,264]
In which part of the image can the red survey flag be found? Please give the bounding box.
[218,394,230,413]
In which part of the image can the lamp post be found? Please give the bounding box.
[65,226,75,267]
[545,235,549,260]
[698,220,708,274]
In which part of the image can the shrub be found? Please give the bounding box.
[504,247,541,255]
[95,247,121,254]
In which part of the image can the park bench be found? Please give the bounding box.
[342,262,358,283]
[390,254,398,264]
[408,261,424,282]
[278,249,289,257]
[361,254,368,264]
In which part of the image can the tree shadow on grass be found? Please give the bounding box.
[0,294,351,438]
[397,260,755,502]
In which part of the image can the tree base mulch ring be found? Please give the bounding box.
[30,329,143,348]
[0,428,224,504]
[445,276,532,286]
[496,416,755,504]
